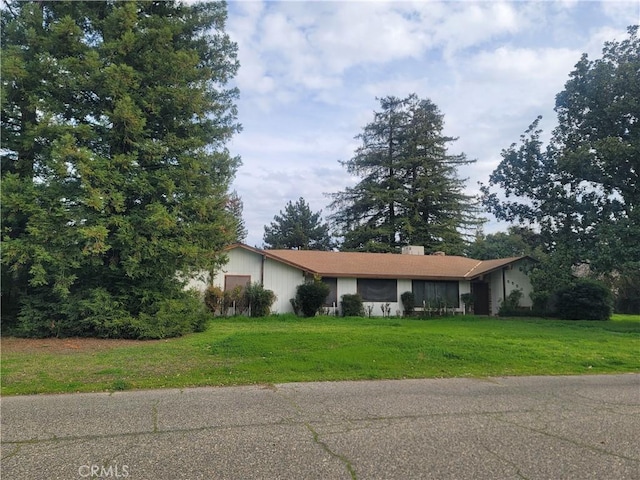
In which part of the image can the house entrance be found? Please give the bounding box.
[472,282,490,315]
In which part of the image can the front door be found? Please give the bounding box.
[472,282,490,315]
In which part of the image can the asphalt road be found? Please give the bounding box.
[1,374,639,479]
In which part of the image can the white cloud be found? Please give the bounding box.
[600,1,640,25]
[432,2,522,56]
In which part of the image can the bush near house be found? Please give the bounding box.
[293,279,330,317]
[341,294,364,317]
[498,289,524,317]
[460,293,474,314]
[223,286,248,315]
[244,283,276,318]
[555,279,613,321]
[12,288,208,339]
[400,291,415,316]
[204,286,224,315]
[135,292,210,339]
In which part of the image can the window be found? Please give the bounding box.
[321,277,338,307]
[224,275,251,291]
[412,280,459,307]
[357,279,397,302]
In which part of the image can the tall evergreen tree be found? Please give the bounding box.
[227,190,247,243]
[329,94,479,253]
[263,198,334,250]
[1,1,241,337]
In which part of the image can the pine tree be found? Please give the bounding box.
[263,198,334,250]
[329,94,479,253]
[1,1,241,337]
[227,190,248,243]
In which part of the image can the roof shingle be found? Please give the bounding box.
[228,245,530,280]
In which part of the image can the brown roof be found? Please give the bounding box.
[463,256,527,279]
[228,244,531,281]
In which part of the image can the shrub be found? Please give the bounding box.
[613,264,640,314]
[290,298,301,315]
[400,291,415,316]
[555,279,613,320]
[135,290,210,339]
[498,289,523,317]
[10,286,209,339]
[460,293,474,314]
[341,293,364,317]
[244,282,276,317]
[223,285,248,315]
[204,285,224,314]
[14,287,137,338]
[294,279,330,317]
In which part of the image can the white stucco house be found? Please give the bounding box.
[191,243,535,316]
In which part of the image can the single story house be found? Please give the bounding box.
[192,244,535,316]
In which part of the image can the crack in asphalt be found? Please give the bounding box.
[1,408,541,445]
[273,388,358,479]
[478,442,530,480]
[0,419,299,446]
[493,414,640,463]
[304,422,357,480]
[151,400,159,433]
[1,444,21,460]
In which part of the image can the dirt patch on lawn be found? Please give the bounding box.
[1,337,161,354]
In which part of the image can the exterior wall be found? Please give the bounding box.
[337,277,358,296]
[459,281,471,296]
[213,247,264,289]
[505,261,534,308]
[335,278,472,317]
[184,272,210,292]
[262,257,305,314]
[486,260,534,315]
[335,278,357,315]
[488,273,502,315]
[459,281,472,314]
[184,247,264,292]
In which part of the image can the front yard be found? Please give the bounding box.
[1,314,638,395]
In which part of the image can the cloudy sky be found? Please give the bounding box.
[224,1,639,248]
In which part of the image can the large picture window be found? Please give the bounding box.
[357,279,397,302]
[412,280,459,308]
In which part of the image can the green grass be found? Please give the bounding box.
[2,314,639,396]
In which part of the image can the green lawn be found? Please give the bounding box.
[2,314,639,396]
